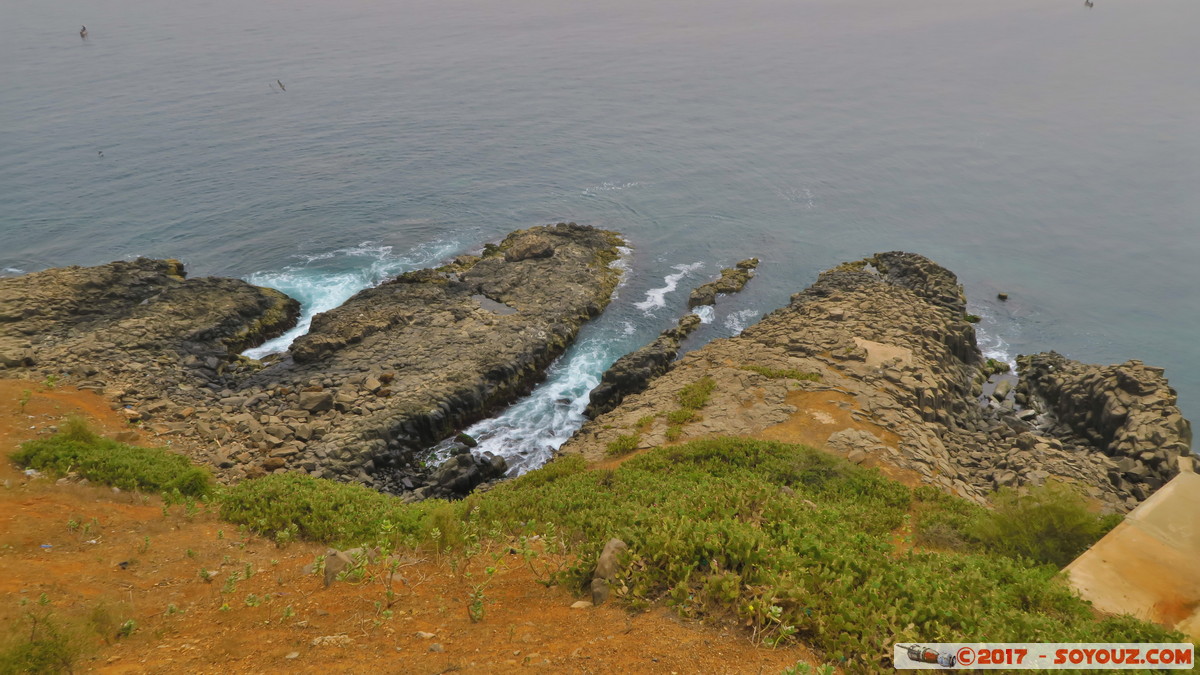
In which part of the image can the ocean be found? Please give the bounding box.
[2,0,1197,469]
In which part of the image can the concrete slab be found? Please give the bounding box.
[1066,471,1200,639]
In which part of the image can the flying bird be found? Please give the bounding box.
[277,80,286,92]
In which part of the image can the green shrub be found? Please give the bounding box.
[664,425,683,442]
[605,434,640,456]
[912,485,986,552]
[664,409,696,425]
[12,417,212,497]
[0,631,77,675]
[740,365,821,381]
[219,473,436,548]
[634,415,656,431]
[459,439,1181,669]
[207,437,1179,670]
[0,596,82,675]
[976,481,1114,567]
[677,376,716,410]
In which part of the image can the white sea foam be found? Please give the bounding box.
[724,308,761,335]
[972,306,1019,371]
[582,181,642,196]
[633,262,703,314]
[432,331,619,476]
[608,246,633,301]
[241,239,461,359]
[2,267,24,276]
[692,305,715,324]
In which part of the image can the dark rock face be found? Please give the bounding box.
[242,223,624,492]
[1017,352,1190,495]
[585,315,701,418]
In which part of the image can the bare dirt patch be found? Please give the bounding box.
[0,380,818,673]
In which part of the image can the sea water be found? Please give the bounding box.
[2,0,1197,471]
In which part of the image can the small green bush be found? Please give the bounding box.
[219,473,436,548]
[664,425,683,442]
[740,365,821,381]
[605,434,640,456]
[664,409,696,425]
[976,481,1115,567]
[0,631,78,675]
[12,417,212,497]
[677,376,716,410]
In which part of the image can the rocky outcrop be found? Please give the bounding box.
[585,316,701,419]
[0,257,299,386]
[564,252,1192,512]
[0,223,624,498]
[1016,352,1191,499]
[687,258,759,308]
[585,260,759,418]
[235,223,624,492]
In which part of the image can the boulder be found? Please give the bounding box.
[594,538,628,580]
[298,390,334,413]
[503,232,556,262]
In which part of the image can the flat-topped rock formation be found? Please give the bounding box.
[563,252,1191,511]
[3,244,1189,511]
[0,224,624,496]
[0,257,299,387]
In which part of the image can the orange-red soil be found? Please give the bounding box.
[0,380,819,673]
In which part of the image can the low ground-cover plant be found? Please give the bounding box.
[219,473,438,549]
[463,439,1182,670]
[676,376,716,410]
[12,417,212,498]
[604,433,640,456]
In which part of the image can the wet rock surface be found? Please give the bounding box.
[564,251,1192,512]
[1,223,624,498]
